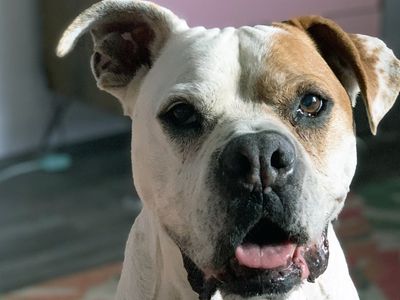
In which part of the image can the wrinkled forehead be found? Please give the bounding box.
[138,26,279,104]
[137,24,344,111]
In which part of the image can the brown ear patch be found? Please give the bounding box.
[280,16,400,134]
[282,16,377,102]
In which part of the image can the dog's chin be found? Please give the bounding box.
[216,261,302,297]
[182,221,329,299]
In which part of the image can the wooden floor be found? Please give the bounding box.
[0,134,139,293]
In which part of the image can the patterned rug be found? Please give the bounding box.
[2,179,399,300]
[1,264,121,300]
[338,178,400,300]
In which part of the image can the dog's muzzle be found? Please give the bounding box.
[182,131,330,299]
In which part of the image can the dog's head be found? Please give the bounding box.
[58,1,400,298]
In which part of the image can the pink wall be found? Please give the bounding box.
[155,0,380,36]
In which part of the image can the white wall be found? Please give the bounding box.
[0,0,50,158]
[382,0,400,130]
[0,0,130,160]
[383,0,400,54]
[156,0,380,36]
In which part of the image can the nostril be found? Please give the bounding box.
[236,152,253,175]
[221,147,259,186]
[224,151,254,179]
[271,149,289,170]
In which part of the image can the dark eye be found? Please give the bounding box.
[163,102,200,128]
[298,94,324,117]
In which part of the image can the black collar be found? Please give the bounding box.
[181,252,219,300]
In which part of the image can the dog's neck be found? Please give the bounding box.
[115,207,199,300]
[115,209,358,300]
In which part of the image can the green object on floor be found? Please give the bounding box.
[358,177,400,231]
[39,153,72,172]
[0,153,72,183]
[358,178,400,209]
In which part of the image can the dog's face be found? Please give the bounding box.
[58,1,400,298]
[132,24,358,295]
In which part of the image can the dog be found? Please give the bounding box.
[57,1,400,299]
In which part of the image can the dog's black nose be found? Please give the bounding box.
[219,131,296,191]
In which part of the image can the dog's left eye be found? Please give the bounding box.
[163,102,201,129]
[297,94,324,117]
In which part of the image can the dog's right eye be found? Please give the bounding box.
[161,102,202,130]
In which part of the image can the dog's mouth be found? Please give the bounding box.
[183,219,329,299]
[215,219,329,297]
[234,218,311,279]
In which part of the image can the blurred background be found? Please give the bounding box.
[0,0,398,299]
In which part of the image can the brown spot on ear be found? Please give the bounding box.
[349,34,379,100]
[384,56,400,92]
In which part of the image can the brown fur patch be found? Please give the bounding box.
[255,26,353,166]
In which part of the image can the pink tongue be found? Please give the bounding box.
[235,243,297,269]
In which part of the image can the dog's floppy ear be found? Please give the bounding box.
[282,16,400,135]
[57,0,188,115]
